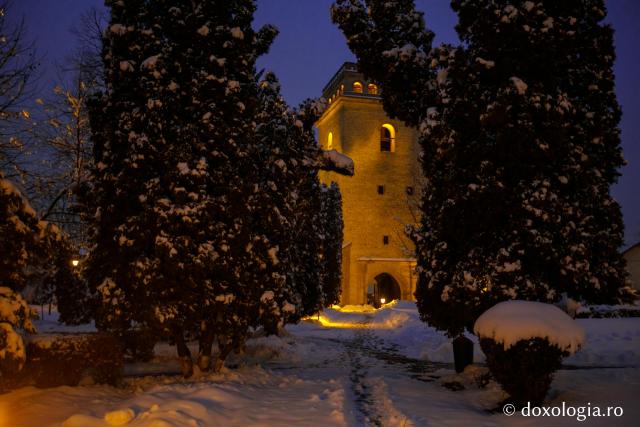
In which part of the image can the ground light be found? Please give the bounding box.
[380,298,386,304]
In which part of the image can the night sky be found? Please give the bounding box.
[10,0,640,247]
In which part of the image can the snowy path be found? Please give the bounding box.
[340,315,449,426]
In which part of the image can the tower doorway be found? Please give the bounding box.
[369,273,401,307]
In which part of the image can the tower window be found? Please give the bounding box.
[353,81,363,93]
[377,185,385,195]
[327,132,333,150]
[406,186,414,195]
[383,235,389,245]
[380,124,395,152]
[368,83,378,95]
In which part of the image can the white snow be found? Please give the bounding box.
[321,150,354,176]
[230,27,244,39]
[119,61,134,72]
[2,302,638,426]
[140,55,160,70]
[474,300,586,353]
[103,408,135,426]
[267,246,279,265]
[510,76,528,94]
[476,57,495,69]
[196,25,210,36]
[109,24,128,35]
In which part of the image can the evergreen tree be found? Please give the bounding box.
[51,245,93,325]
[253,74,341,322]
[85,0,280,375]
[333,0,632,337]
[319,182,343,307]
[0,173,63,293]
[0,286,35,384]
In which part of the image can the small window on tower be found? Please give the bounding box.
[406,186,414,195]
[383,235,390,245]
[377,185,385,195]
[327,132,333,150]
[368,83,378,95]
[353,82,363,93]
[380,124,396,152]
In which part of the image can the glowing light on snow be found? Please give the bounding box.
[313,314,370,329]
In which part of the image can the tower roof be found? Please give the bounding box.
[322,62,381,101]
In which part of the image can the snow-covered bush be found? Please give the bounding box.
[25,333,123,387]
[0,287,35,389]
[474,301,585,406]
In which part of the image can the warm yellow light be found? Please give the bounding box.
[327,132,333,150]
[380,298,386,304]
[71,259,79,267]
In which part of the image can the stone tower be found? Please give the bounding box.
[316,62,422,306]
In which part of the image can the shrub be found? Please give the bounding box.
[0,287,35,391]
[480,337,566,407]
[121,328,157,362]
[23,333,123,388]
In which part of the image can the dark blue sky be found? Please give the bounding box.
[11,0,640,246]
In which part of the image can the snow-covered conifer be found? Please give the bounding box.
[319,182,343,307]
[85,0,279,375]
[0,287,35,382]
[333,0,632,336]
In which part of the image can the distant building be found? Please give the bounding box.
[623,243,640,291]
[316,62,422,305]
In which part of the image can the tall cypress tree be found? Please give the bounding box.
[333,0,632,337]
[85,0,279,375]
[254,74,339,321]
[319,182,344,307]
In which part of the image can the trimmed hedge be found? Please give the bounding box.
[575,306,640,318]
[2,333,123,391]
[480,337,566,407]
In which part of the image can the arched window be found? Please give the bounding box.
[368,83,378,95]
[380,124,396,152]
[352,81,363,93]
[327,132,333,150]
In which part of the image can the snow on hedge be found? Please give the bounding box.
[474,300,585,354]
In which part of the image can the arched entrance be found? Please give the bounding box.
[368,273,402,307]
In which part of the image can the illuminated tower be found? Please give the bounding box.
[317,62,422,305]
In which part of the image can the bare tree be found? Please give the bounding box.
[21,6,106,245]
[0,1,38,179]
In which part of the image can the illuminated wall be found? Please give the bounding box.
[317,63,422,305]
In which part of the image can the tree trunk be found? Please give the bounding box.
[175,330,193,378]
[197,322,214,372]
[453,335,474,373]
[213,336,233,373]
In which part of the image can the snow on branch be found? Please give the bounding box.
[318,149,354,176]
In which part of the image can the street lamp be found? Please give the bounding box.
[380,298,386,305]
[71,259,79,267]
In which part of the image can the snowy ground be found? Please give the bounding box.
[1,302,639,426]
